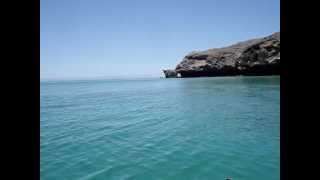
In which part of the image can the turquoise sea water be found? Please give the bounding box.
[40,76,280,180]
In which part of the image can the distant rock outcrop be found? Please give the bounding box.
[164,32,280,78]
[163,69,178,78]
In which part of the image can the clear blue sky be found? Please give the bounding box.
[41,0,279,80]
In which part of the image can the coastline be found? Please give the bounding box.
[163,32,280,78]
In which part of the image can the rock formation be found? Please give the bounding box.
[164,32,280,78]
[163,69,178,78]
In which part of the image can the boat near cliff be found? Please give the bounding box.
[163,32,280,78]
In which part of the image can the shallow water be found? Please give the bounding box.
[40,76,280,180]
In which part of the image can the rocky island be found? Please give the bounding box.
[163,32,280,78]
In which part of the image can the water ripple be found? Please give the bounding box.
[41,76,280,180]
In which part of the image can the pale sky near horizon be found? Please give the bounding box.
[41,0,279,80]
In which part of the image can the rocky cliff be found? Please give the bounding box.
[163,32,280,78]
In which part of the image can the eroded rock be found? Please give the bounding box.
[163,69,178,78]
[171,32,280,77]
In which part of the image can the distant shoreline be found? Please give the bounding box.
[40,75,280,84]
[163,32,280,78]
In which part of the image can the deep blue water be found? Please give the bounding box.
[40,76,280,180]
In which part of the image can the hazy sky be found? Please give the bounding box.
[41,0,279,80]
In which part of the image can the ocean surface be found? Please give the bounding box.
[40,76,280,180]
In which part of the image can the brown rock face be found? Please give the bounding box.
[173,32,280,77]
